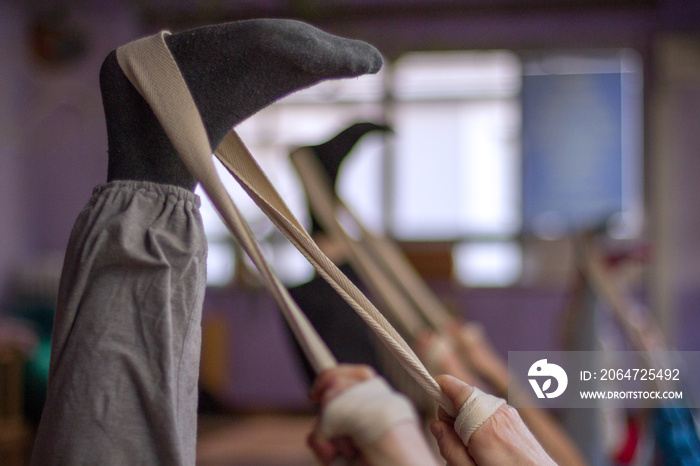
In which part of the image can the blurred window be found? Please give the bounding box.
[200,48,642,288]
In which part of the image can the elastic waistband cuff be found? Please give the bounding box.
[92,180,201,208]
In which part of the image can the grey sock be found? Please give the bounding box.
[301,122,392,235]
[102,19,383,191]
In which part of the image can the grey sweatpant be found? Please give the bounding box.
[31,181,208,465]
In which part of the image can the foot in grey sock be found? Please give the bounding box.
[101,19,383,191]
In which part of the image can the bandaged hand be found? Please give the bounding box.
[430,375,557,466]
[307,364,440,466]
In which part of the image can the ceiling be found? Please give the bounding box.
[129,0,697,56]
[20,0,700,59]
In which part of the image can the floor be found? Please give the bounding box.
[196,413,318,466]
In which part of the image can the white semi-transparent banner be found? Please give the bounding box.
[507,351,700,409]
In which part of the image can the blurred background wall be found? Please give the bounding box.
[1,0,700,424]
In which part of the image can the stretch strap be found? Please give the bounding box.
[290,148,454,334]
[290,147,426,338]
[215,132,452,412]
[116,30,453,414]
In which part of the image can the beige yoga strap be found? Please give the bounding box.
[290,147,427,339]
[116,30,453,414]
[215,132,450,411]
[290,148,455,334]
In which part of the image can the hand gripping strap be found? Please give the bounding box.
[321,377,418,447]
[454,387,506,446]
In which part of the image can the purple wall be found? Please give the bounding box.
[201,283,574,410]
[0,3,30,298]
[202,288,313,410]
[662,86,700,348]
[202,281,699,411]
[0,2,143,295]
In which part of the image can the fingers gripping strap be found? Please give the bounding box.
[321,377,418,447]
[454,387,506,446]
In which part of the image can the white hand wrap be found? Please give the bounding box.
[320,377,419,447]
[454,387,506,446]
